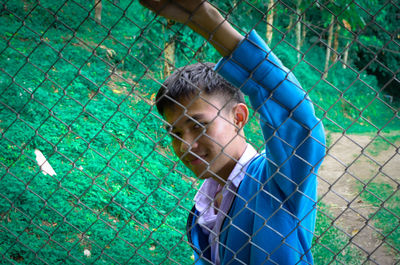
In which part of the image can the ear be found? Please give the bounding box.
[233,103,249,129]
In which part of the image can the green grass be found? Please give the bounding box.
[355,132,400,259]
[359,182,400,259]
[368,134,399,156]
[312,202,365,265]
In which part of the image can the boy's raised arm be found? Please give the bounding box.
[139,0,243,57]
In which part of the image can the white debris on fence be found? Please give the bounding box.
[34,149,57,176]
[84,249,91,257]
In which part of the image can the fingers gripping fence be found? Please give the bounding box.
[0,0,399,264]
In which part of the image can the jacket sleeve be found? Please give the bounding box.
[214,30,325,218]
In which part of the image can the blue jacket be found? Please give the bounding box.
[186,31,325,264]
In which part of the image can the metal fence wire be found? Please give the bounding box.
[0,0,399,264]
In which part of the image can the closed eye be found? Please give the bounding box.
[193,122,207,130]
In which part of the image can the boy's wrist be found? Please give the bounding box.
[187,3,243,57]
[188,2,221,31]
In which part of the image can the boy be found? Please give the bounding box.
[140,0,325,264]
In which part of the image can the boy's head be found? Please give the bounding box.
[155,62,245,116]
[156,63,249,183]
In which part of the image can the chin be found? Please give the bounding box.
[194,169,212,180]
[195,172,209,180]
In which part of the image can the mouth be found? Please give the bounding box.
[187,154,207,166]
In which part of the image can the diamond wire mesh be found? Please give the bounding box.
[0,0,399,264]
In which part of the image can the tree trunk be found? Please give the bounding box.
[23,0,30,12]
[287,15,293,30]
[295,0,302,61]
[301,13,306,47]
[94,0,102,24]
[333,24,340,62]
[323,14,335,79]
[266,0,275,44]
[341,20,352,69]
[163,20,176,77]
[343,40,350,69]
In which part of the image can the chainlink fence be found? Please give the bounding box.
[0,0,399,264]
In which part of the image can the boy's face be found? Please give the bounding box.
[164,93,247,182]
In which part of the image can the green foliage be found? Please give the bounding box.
[274,39,398,134]
[0,1,198,263]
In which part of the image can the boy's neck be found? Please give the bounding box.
[212,142,248,186]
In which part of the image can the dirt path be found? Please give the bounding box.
[318,131,400,265]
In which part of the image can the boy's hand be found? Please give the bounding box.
[139,0,243,57]
[139,0,206,24]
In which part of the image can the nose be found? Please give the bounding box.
[179,133,199,153]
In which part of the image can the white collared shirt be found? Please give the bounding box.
[193,144,258,264]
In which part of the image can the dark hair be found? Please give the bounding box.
[155,62,245,116]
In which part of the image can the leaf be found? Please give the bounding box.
[351,229,359,236]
